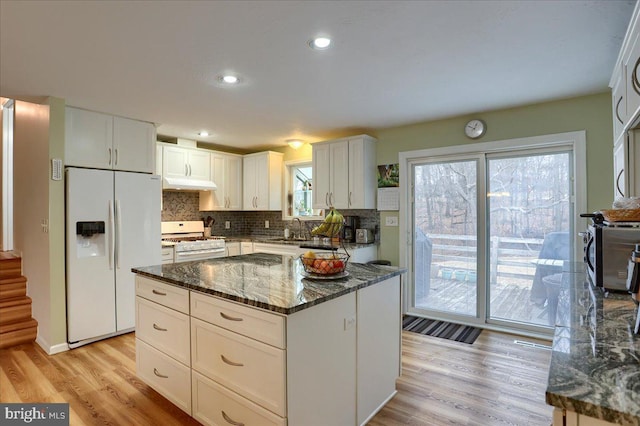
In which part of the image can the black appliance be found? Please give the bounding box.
[342,216,358,242]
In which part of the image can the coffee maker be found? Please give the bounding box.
[342,216,358,242]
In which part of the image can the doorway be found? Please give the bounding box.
[401,132,585,336]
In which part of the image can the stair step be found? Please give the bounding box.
[0,252,22,280]
[0,318,37,349]
[0,296,33,323]
[0,276,27,300]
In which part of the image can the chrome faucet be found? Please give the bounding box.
[293,217,304,240]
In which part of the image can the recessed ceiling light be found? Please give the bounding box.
[220,75,239,84]
[199,131,209,137]
[309,37,331,50]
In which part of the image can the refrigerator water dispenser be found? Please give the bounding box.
[76,221,106,258]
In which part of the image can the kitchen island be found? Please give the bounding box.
[132,253,405,426]
[546,266,640,426]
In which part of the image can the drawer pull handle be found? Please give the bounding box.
[152,289,166,296]
[220,312,243,322]
[221,355,244,367]
[153,323,167,331]
[153,368,168,379]
[221,410,244,426]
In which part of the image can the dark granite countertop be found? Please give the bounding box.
[546,268,640,425]
[225,235,378,250]
[132,253,404,315]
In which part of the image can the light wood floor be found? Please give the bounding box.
[0,330,553,426]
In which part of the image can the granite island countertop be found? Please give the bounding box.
[546,268,640,425]
[132,253,405,315]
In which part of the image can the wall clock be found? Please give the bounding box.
[464,119,486,139]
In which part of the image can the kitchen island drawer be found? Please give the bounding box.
[136,275,189,313]
[192,370,286,426]
[191,291,285,348]
[136,339,191,415]
[136,296,190,365]
[191,317,286,417]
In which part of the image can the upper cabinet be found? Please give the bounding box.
[199,152,243,211]
[65,106,155,173]
[243,151,283,211]
[162,145,211,182]
[610,2,640,197]
[312,135,377,210]
[614,131,639,198]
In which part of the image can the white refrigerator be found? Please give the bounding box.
[66,167,161,348]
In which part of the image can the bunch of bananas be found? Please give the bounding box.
[311,208,344,238]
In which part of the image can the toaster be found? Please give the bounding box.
[355,228,374,244]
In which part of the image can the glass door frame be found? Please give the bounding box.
[399,131,587,338]
[408,153,488,327]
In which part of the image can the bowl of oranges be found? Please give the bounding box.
[300,251,349,275]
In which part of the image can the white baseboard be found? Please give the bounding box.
[35,334,69,355]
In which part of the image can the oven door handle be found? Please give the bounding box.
[584,236,595,271]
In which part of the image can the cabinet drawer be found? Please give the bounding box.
[191,318,286,416]
[192,371,286,426]
[136,339,191,415]
[161,247,174,264]
[191,291,285,349]
[136,275,189,313]
[136,297,190,365]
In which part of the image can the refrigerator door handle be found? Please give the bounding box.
[108,200,115,270]
[115,199,121,269]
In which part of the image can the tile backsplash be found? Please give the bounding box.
[162,191,380,239]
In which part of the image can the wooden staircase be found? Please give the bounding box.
[0,252,38,349]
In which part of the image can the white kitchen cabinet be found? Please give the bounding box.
[243,151,283,210]
[312,135,377,210]
[199,152,243,211]
[614,130,640,198]
[65,107,155,173]
[162,145,211,182]
[553,408,619,426]
[161,246,174,264]
[240,242,254,254]
[134,273,401,425]
[135,275,192,415]
[225,242,240,257]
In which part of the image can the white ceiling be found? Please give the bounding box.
[0,1,635,151]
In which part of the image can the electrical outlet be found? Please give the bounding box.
[385,216,399,226]
[265,220,269,228]
[344,316,356,330]
[225,221,230,229]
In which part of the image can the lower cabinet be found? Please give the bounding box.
[192,371,286,426]
[225,242,241,257]
[553,408,620,426]
[135,274,401,425]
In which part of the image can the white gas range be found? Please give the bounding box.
[161,221,226,263]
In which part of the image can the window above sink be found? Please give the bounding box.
[282,159,324,221]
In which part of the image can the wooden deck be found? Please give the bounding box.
[415,276,551,326]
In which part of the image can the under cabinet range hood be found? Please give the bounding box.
[162,176,218,191]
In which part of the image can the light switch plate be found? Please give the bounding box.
[385,216,399,226]
[225,221,230,229]
[265,220,269,228]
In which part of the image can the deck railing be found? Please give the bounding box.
[425,233,545,283]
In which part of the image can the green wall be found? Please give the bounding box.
[371,92,614,265]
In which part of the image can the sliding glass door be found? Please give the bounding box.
[408,142,575,334]
[413,159,479,318]
[487,151,572,327]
